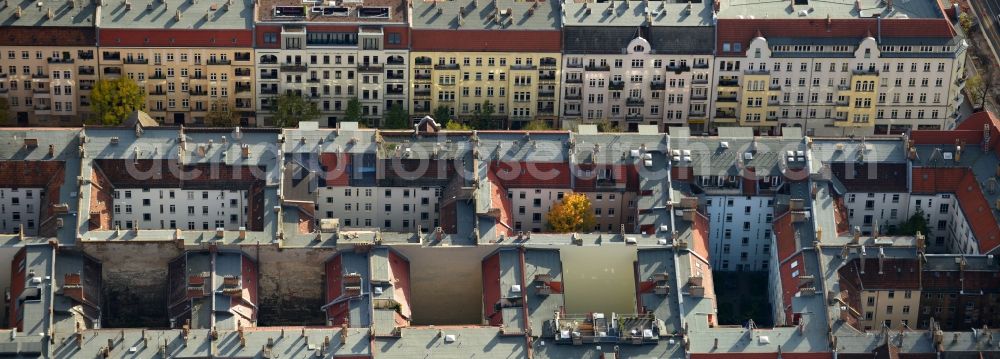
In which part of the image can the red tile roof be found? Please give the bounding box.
[830,162,908,192]
[838,258,921,291]
[716,18,956,57]
[489,161,571,188]
[689,212,711,260]
[0,27,96,46]
[778,253,804,325]
[411,30,561,52]
[911,167,1000,253]
[912,111,1000,151]
[773,212,799,263]
[99,29,254,47]
[319,153,351,187]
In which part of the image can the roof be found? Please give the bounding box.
[411,29,562,52]
[98,0,254,30]
[256,0,407,23]
[562,0,715,27]
[563,25,714,54]
[716,0,946,20]
[838,257,922,291]
[375,327,527,358]
[716,17,957,56]
[411,0,560,30]
[0,0,97,29]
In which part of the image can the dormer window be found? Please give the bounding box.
[633,45,644,52]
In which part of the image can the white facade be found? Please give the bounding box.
[910,194,977,254]
[256,30,408,127]
[842,192,911,235]
[111,189,248,231]
[705,195,775,271]
[561,37,714,132]
[0,188,43,235]
[507,188,568,233]
[712,36,966,136]
[316,186,439,232]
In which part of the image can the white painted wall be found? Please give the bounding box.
[705,195,775,271]
[316,186,439,232]
[0,188,44,236]
[112,189,248,231]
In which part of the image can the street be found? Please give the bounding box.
[971,0,1000,63]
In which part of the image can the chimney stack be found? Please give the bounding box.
[878,247,885,274]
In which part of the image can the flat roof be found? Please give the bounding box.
[257,0,407,23]
[562,0,714,27]
[411,0,561,30]
[98,0,254,29]
[716,0,945,20]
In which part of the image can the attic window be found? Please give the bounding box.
[358,6,389,18]
[633,45,644,52]
[274,5,306,17]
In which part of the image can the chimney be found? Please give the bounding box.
[15,5,21,18]
[858,245,867,274]
[46,7,54,19]
[48,144,54,157]
[878,247,885,274]
[886,0,893,11]
[852,226,861,244]
[175,9,181,20]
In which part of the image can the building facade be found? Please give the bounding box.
[254,0,410,127]
[96,0,257,126]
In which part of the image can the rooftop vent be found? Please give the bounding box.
[23,138,38,148]
[358,6,389,18]
[274,5,306,17]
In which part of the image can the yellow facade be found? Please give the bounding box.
[0,46,99,126]
[409,52,560,128]
[714,75,740,124]
[737,74,779,128]
[834,73,879,128]
[858,289,920,331]
[97,48,256,126]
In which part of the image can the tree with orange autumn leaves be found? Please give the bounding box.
[545,193,596,233]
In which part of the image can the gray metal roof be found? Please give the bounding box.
[375,327,528,358]
[636,248,682,334]
[411,0,561,30]
[524,248,563,336]
[562,0,715,27]
[97,0,254,30]
[0,0,96,27]
[716,0,944,20]
[563,25,715,55]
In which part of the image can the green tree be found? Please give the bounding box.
[472,100,497,129]
[596,119,621,133]
[90,77,145,126]
[444,121,472,130]
[272,92,320,128]
[206,99,238,127]
[384,104,410,129]
[546,193,596,233]
[959,13,975,35]
[888,209,930,236]
[0,98,9,126]
[966,71,997,110]
[433,105,452,126]
[344,97,362,123]
[523,120,553,131]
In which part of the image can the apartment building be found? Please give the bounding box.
[838,254,922,331]
[96,0,257,125]
[254,0,409,128]
[712,0,966,136]
[0,0,98,125]
[560,0,715,132]
[920,255,1000,330]
[409,0,562,129]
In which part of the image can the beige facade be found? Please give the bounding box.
[97,48,256,126]
[859,289,921,331]
[0,46,98,126]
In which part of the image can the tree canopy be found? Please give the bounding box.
[523,120,553,131]
[444,121,472,130]
[384,104,410,129]
[433,105,452,125]
[90,77,146,126]
[546,193,596,233]
[344,97,362,123]
[272,92,320,128]
[206,99,238,127]
[0,98,9,126]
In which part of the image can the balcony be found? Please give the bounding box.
[102,53,121,61]
[307,77,321,83]
[280,63,307,72]
[414,58,432,66]
[715,111,737,119]
[769,84,782,91]
[190,73,206,80]
[124,58,148,65]
[149,73,166,80]
[540,59,558,68]
[234,53,252,62]
[386,87,405,95]
[626,97,644,106]
[358,64,384,73]
[208,59,232,65]
[189,89,208,96]
[565,77,582,84]
[259,57,278,65]
[387,72,405,80]
[667,64,691,73]
[767,99,780,106]
[692,78,709,85]
[539,74,557,82]
[689,110,706,117]
[510,64,537,71]
[691,94,707,101]
[693,63,710,69]
[743,69,770,75]
[32,88,49,95]
[103,67,122,75]
[650,81,665,90]
[235,69,251,77]
[414,73,431,80]
[236,84,252,93]
[538,106,555,115]
[852,68,880,76]
[609,81,624,90]
[78,51,94,60]
[566,62,583,68]
[260,88,278,95]
[538,90,555,98]
[718,79,739,87]
[260,72,278,80]
[837,84,851,91]
[434,64,460,70]
[717,96,738,103]
[626,113,643,121]
[48,58,74,64]
[78,67,95,76]
[149,90,166,96]
[413,89,431,98]
[585,65,610,71]
[79,83,93,91]
[387,57,405,66]
[564,94,582,100]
